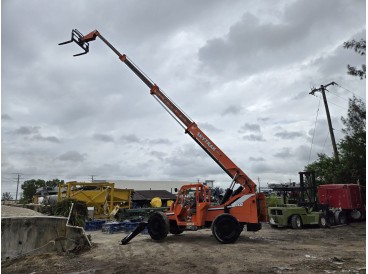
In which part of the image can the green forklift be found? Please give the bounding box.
[268,171,328,229]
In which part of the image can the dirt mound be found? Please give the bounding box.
[1,205,45,217]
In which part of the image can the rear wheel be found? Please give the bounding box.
[211,214,242,244]
[147,212,169,241]
[350,209,362,220]
[169,220,184,235]
[291,215,302,229]
[328,213,336,226]
[334,211,348,225]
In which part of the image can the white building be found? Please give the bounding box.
[94,179,214,194]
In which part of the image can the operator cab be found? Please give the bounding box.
[173,184,211,227]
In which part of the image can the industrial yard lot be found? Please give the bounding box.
[2,210,365,274]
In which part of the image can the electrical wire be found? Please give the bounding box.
[335,83,365,101]
[328,100,349,111]
[320,132,329,154]
[308,95,322,164]
[328,90,350,102]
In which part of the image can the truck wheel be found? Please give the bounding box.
[328,213,336,226]
[291,215,302,229]
[211,214,242,244]
[169,220,184,235]
[147,212,169,241]
[334,211,348,225]
[319,215,328,228]
[350,209,362,220]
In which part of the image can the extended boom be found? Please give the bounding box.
[60,29,256,195]
[60,29,268,244]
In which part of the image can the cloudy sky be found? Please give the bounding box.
[2,0,366,195]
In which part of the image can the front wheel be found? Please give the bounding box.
[211,214,242,244]
[147,212,169,241]
[291,215,302,229]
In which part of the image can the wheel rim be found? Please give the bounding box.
[296,217,301,227]
[320,217,326,227]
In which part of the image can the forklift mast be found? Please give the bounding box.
[270,171,317,209]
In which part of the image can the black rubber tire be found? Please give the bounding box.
[328,213,336,226]
[147,212,169,241]
[291,215,302,229]
[169,220,184,235]
[211,214,242,244]
[334,211,348,225]
[319,215,328,228]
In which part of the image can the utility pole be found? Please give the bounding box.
[309,82,339,162]
[89,175,97,182]
[15,174,21,202]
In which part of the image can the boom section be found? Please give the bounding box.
[60,29,256,193]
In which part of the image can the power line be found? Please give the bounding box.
[328,100,349,111]
[321,132,329,154]
[328,90,350,102]
[335,83,365,101]
[308,95,321,165]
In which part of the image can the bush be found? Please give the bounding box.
[266,194,283,207]
[53,198,88,227]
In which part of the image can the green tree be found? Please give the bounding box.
[306,97,366,186]
[2,192,13,203]
[20,179,45,203]
[45,178,65,188]
[306,154,342,184]
[20,178,65,203]
[339,97,366,185]
[343,39,366,79]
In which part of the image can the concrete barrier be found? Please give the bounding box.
[1,216,85,261]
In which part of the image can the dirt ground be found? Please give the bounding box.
[2,220,366,274]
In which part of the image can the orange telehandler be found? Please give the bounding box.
[60,29,268,244]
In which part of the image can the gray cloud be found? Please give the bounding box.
[243,134,265,142]
[200,122,222,133]
[121,134,141,144]
[93,133,114,143]
[239,123,261,133]
[1,0,365,193]
[222,105,243,116]
[273,147,292,158]
[275,130,304,139]
[57,151,86,162]
[198,0,365,79]
[164,144,224,178]
[149,151,167,160]
[32,134,61,143]
[1,114,12,121]
[249,156,265,162]
[147,138,172,145]
[14,126,40,135]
